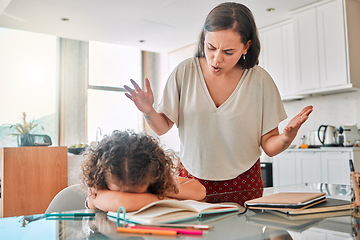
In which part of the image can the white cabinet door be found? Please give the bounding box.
[261,26,284,95]
[273,151,297,186]
[281,22,297,96]
[259,21,297,99]
[293,0,349,93]
[316,0,348,88]
[296,152,322,184]
[273,149,357,186]
[321,151,352,185]
[293,8,320,92]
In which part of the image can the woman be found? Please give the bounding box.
[124,2,312,206]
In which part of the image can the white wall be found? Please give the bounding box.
[281,90,360,146]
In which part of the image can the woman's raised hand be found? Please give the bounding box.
[124,78,154,115]
[283,105,313,140]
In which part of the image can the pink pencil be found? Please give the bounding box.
[130,226,203,235]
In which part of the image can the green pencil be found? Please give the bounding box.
[45,212,95,217]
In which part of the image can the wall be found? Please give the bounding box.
[59,38,88,146]
[281,89,360,147]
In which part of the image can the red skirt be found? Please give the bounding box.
[179,159,264,206]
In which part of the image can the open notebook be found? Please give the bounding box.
[107,199,240,224]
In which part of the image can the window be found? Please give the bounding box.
[87,41,142,142]
[0,27,57,147]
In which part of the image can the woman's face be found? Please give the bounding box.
[204,28,251,75]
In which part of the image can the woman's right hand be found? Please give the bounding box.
[124,78,154,116]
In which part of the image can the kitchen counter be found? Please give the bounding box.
[273,147,360,187]
[286,147,360,152]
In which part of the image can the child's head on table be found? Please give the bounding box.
[81,130,179,197]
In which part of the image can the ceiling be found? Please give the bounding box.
[0,0,320,53]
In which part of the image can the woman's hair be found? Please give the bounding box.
[80,130,179,198]
[195,2,260,69]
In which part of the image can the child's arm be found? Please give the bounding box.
[87,189,169,212]
[166,177,206,201]
[87,177,206,212]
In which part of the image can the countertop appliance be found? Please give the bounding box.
[260,162,273,187]
[338,125,360,147]
[307,130,322,148]
[317,125,339,147]
[18,134,52,146]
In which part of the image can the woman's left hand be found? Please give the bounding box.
[283,105,313,140]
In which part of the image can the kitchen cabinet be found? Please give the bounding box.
[259,21,298,100]
[0,147,68,217]
[321,151,352,185]
[292,8,319,92]
[292,0,360,94]
[296,151,322,184]
[272,151,297,186]
[272,148,360,187]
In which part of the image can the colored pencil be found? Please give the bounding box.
[130,226,203,235]
[117,227,177,236]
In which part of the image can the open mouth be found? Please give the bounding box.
[211,65,221,72]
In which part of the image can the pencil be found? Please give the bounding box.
[127,223,212,230]
[130,226,203,235]
[117,227,177,236]
[45,212,95,217]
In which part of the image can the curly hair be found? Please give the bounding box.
[80,130,179,198]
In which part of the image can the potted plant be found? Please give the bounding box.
[9,112,44,146]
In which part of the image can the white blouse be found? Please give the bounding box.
[158,57,287,180]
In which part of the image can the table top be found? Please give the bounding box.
[0,184,357,239]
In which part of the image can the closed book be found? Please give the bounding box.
[107,199,240,225]
[245,192,326,211]
[267,198,351,219]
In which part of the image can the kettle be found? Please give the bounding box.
[317,125,339,146]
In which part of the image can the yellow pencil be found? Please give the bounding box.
[117,227,177,236]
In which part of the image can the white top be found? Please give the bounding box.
[158,57,287,180]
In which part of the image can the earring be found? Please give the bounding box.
[243,54,246,60]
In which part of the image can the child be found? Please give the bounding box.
[80,130,206,212]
